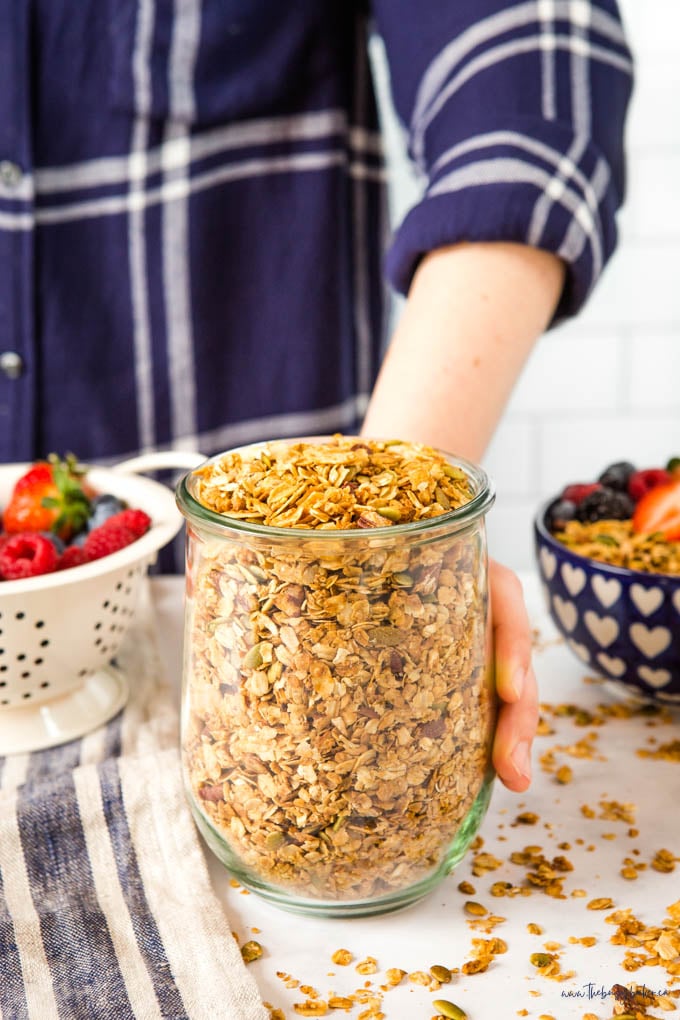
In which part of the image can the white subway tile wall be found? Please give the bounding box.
[372,0,680,572]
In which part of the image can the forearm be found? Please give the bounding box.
[362,242,565,461]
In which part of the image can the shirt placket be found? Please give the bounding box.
[0,0,35,461]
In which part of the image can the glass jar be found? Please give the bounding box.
[176,439,496,917]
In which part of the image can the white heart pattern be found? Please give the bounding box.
[591,574,621,609]
[597,653,626,676]
[657,691,680,703]
[673,589,680,615]
[567,639,591,663]
[584,610,619,648]
[630,583,664,617]
[561,562,586,596]
[553,595,577,632]
[629,623,671,659]
[637,665,672,688]
[540,546,557,580]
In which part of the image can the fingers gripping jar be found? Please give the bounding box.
[176,437,497,917]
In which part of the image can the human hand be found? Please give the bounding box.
[488,559,539,793]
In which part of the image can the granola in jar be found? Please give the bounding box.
[177,436,496,914]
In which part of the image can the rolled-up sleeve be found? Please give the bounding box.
[371,0,634,321]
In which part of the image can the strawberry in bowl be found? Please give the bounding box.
[534,456,680,705]
[0,450,204,754]
[0,454,152,581]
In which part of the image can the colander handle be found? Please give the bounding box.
[111,451,206,475]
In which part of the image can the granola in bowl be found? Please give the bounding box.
[534,456,680,704]
[177,436,497,916]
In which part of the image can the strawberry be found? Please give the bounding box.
[0,533,59,580]
[2,453,92,540]
[83,523,137,561]
[632,478,680,540]
[627,468,671,503]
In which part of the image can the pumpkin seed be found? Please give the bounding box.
[242,643,264,670]
[376,505,402,522]
[429,964,452,984]
[530,952,553,967]
[432,1000,467,1020]
[240,940,263,963]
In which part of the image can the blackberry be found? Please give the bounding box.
[576,488,635,523]
[545,498,577,532]
[597,460,636,492]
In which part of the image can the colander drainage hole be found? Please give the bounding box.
[15,612,24,620]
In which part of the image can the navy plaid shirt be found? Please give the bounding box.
[0,0,633,465]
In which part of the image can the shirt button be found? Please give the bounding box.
[0,160,23,188]
[0,352,25,379]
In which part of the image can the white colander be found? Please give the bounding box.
[0,451,204,755]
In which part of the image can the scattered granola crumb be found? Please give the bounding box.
[331,950,353,967]
[587,897,615,910]
[293,1000,328,1016]
[240,940,263,964]
[355,958,378,976]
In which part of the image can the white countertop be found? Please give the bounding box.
[150,573,680,1020]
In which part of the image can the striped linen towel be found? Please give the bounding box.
[0,585,268,1020]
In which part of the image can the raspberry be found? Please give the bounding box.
[0,532,59,580]
[83,523,137,562]
[57,545,90,571]
[628,468,671,502]
[101,508,151,539]
[560,482,602,505]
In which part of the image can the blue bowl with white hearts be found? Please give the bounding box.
[534,502,680,705]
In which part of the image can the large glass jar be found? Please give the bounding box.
[176,438,496,917]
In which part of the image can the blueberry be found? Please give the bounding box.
[545,498,577,532]
[87,493,126,531]
[576,489,635,523]
[40,532,65,555]
[597,461,636,492]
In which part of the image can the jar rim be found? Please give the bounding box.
[175,437,496,540]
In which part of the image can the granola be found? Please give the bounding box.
[181,437,495,903]
[553,519,680,575]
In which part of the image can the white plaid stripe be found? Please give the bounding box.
[429,129,605,276]
[129,0,157,452]
[537,0,557,120]
[163,0,202,448]
[410,1,632,166]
